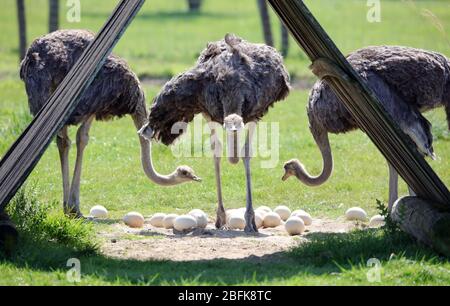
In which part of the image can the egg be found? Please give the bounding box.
[173,215,198,231]
[285,216,305,235]
[345,207,368,221]
[274,205,291,221]
[123,212,145,228]
[254,211,264,229]
[263,212,281,228]
[149,213,167,228]
[291,210,313,226]
[228,213,246,230]
[369,215,385,227]
[225,209,238,222]
[256,206,272,213]
[89,205,108,218]
[189,209,208,228]
[162,214,178,229]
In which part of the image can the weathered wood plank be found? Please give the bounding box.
[392,196,450,256]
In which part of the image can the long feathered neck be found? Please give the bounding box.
[132,115,182,186]
[293,123,333,186]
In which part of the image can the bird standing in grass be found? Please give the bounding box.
[282,46,449,211]
[141,34,290,232]
[20,30,201,217]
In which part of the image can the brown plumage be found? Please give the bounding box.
[148,34,290,145]
[20,29,147,125]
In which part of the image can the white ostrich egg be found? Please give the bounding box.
[123,212,145,228]
[189,210,208,228]
[274,205,291,221]
[369,215,385,227]
[228,213,246,230]
[291,210,313,226]
[254,211,264,229]
[226,209,238,222]
[256,206,272,213]
[162,214,178,229]
[285,216,306,235]
[345,207,367,221]
[173,215,198,231]
[89,205,108,218]
[149,213,167,228]
[263,212,281,228]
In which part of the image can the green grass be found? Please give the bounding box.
[0,0,449,285]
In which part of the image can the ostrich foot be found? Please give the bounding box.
[215,209,228,230]
[244,222,258,233]
[65,207,84,219]
[244,212,258,233]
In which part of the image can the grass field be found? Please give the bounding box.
[0,0,449,285]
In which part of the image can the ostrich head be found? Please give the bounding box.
[174,166,202,183]
[282,159,302,181]
[403,113,436,160]
[223,114,244,132]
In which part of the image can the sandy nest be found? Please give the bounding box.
[98,218,361,262]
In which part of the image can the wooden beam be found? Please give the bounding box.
[392,196,450,256]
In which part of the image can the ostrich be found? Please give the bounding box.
[19,29,201,217]
[139,34,290,232]
[282,46,450,211]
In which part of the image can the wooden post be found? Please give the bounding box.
[16,0,27,61]
[257,0,274,47]
[49,0,60,33]
[280,24,289,57]
[392,196,450,256]
[187,0,202,12]
[0,212,18,256]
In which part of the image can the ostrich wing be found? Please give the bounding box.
[149,69,204,146]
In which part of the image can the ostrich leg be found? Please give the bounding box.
[388,163,399,213]
[211,128,227,229]
[56,126,71,213]
[388,162,418,212]
[242,130,258,233]
[68,115,94,217]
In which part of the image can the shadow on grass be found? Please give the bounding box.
[1,228,447,285]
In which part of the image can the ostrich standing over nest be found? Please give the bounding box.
[140,34,290,232]
[282,46,450,210]
[20,30,201,217]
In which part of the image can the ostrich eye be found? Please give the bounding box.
[182,171,187,175]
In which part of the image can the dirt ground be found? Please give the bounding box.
[98,217,364,262]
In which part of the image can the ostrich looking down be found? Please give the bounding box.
[282,46,450,210]
[20,30,201,217]
[139,34,290,232]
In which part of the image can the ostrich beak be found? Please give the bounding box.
[192,175,202,182]
[282,170,290,181]
[428,151,437,161]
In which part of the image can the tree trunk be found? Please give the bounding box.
[16,0,27,61]
[187,0,202,12]
[49,0,60,33]
[280,24,289,57]
[0,212,18,256]
[392,196,450,256]
[257,0,273,46]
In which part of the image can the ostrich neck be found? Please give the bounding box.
[132,114,181,186]
[138,137,181,186]
[294,129,333,187]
